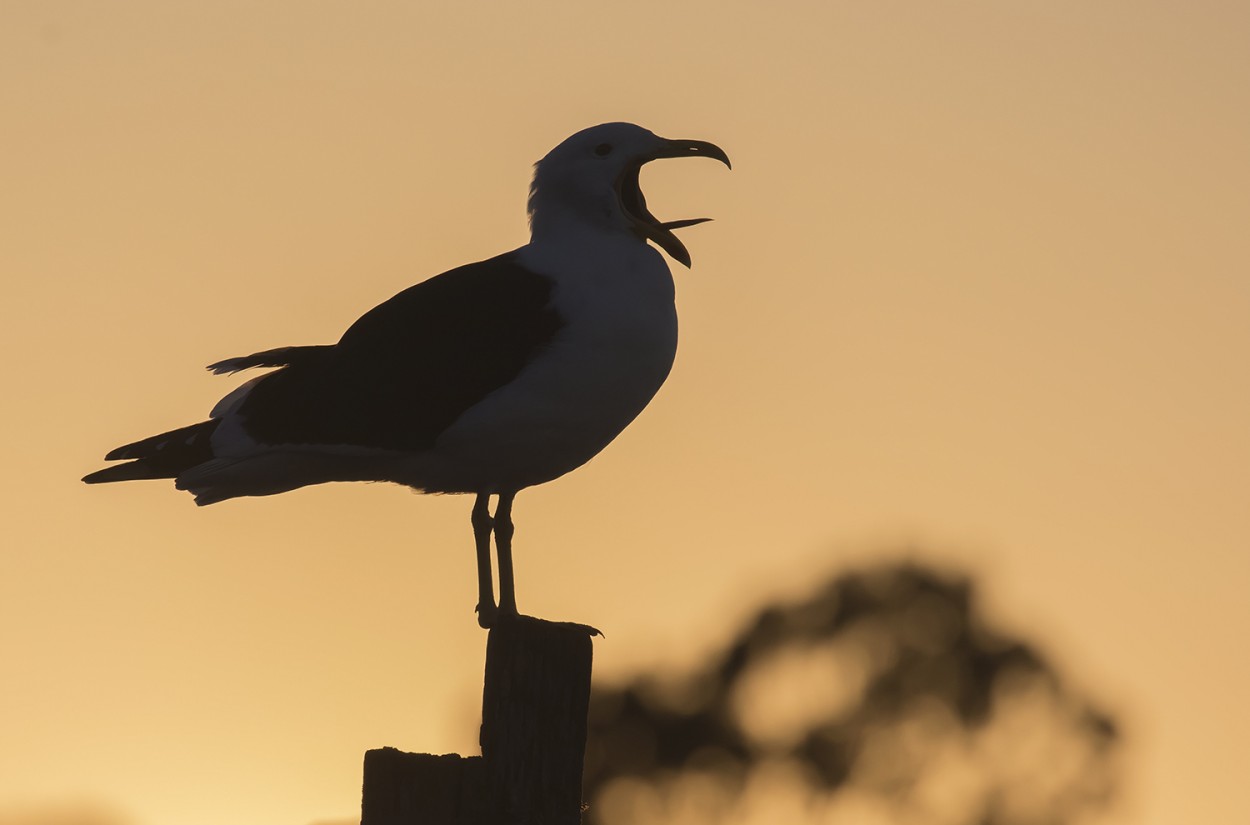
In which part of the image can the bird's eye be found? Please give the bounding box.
[593,143,613,157]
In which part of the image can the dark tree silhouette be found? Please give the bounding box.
[584,562,1120,825]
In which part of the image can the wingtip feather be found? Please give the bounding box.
[206,359,244,375]
[82,462,163,484]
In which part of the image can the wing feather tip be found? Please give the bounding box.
[206,356,252,375]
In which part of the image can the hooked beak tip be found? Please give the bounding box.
[661,139,731,170]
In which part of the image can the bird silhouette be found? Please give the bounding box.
[84,122,730,627]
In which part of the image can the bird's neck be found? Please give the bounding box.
[529,197,636,245]
[521,214,669,283]
[530,222,649,262]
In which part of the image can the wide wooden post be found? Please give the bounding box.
[362,617,596,825]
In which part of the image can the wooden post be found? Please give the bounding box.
[361,750,484,825]
[362,617,596,825]
[481,618,595,825]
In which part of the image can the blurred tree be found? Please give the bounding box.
[584,562,1119,825]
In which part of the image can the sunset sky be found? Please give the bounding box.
[3,2,1248,824]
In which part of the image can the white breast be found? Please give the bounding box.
[422,235,678,492]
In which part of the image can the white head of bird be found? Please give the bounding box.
[527,122,731,268]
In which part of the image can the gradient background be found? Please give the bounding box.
[3,2,1248,824]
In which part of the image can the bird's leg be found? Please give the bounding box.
[494,490,519,620]
[472,493,498,628]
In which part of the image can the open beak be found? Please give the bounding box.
[618,138,731,268]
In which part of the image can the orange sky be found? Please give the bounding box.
[3,2,1248,824]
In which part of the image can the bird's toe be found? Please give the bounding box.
[476,602,498,629]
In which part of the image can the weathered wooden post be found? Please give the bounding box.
[361,617,596,825]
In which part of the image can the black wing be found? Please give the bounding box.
[83,420,221,484]
[235,252,564,451]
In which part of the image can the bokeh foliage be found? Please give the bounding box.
[585,563,1119,825]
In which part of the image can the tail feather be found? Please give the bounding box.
[84,420,220,484]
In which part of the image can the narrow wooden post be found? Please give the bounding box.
[362,617,596,825]
[481,618,594,825]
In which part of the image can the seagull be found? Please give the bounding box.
[83,122,730,628]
